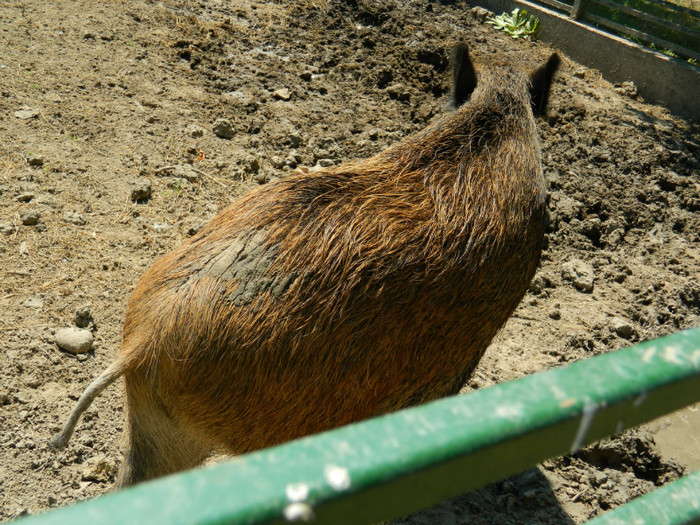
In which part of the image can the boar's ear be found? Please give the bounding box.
[450,43,477,109]
[529,53,560,115]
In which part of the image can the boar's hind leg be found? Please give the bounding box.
[115,375,212,488]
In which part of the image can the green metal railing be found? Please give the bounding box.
[586,469,700,525]
[24,327,700,525]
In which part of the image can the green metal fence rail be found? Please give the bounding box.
[586,469,700,525]
[22,327,700,525]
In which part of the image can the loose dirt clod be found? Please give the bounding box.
[562,259,595,293]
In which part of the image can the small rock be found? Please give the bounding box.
[63,211,87,226]
[18,241,28,256]
[552,192,583,223]
[270,155,285,169]
[21,209,41,226]
[81,457,117,483]
[573,68,586,79]
[247,156,261,173]
[272,88,291,101]
[561,259,595,293]
[549,308,561,320]
[14,108,38,120]
[16,193,35,202]
[74,305,93,328]
[288,131,303,147]
[471,6,494,21]
[27,155,45,166]
[187,124,205,138]
[606,228,625,247]
[611,317,635,339]
[386,83,410,101]
[212,118,234,139]
[171,164,200,183]
[316,158,335,168]
[129,178,152,202]
[55,327,94,354]
[528,273,552,295]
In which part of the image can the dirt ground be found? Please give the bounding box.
[1,0,698,523]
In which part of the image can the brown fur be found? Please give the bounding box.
[51,45,559,487]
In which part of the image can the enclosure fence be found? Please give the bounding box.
[532,0,700,62]
[21,327,700,525]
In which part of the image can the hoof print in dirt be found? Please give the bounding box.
[562,259,595,293]
[55,327,94,355]
[129,178,152,203]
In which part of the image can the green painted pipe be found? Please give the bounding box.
[23,327,700,525]
[585,470,700,525]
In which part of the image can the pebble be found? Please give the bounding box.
[561,259,595,293]
[272,88,291,101]
[247,156,261,172]
[21,209,41,226]
[15,192,35,202]
[212,118,234,139]
[129,178,152,202]
[27,155,45,166]
[81,457,117,483]
[74,305,93,328]
[528,273,552,295]
[175,164,200,183]
[386,83,410,101]
[316,159,335,168]
[288,131,303,148]
[187,124,205,138]
[14,108,38,119]
[471,6,494,21]
[63,211,87,226]
[55,327,94,354]
[611,317,635,339]
[270,155,285,169]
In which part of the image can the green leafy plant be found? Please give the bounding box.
[485,8,541,40]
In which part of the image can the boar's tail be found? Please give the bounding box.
[49,354,132,450]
